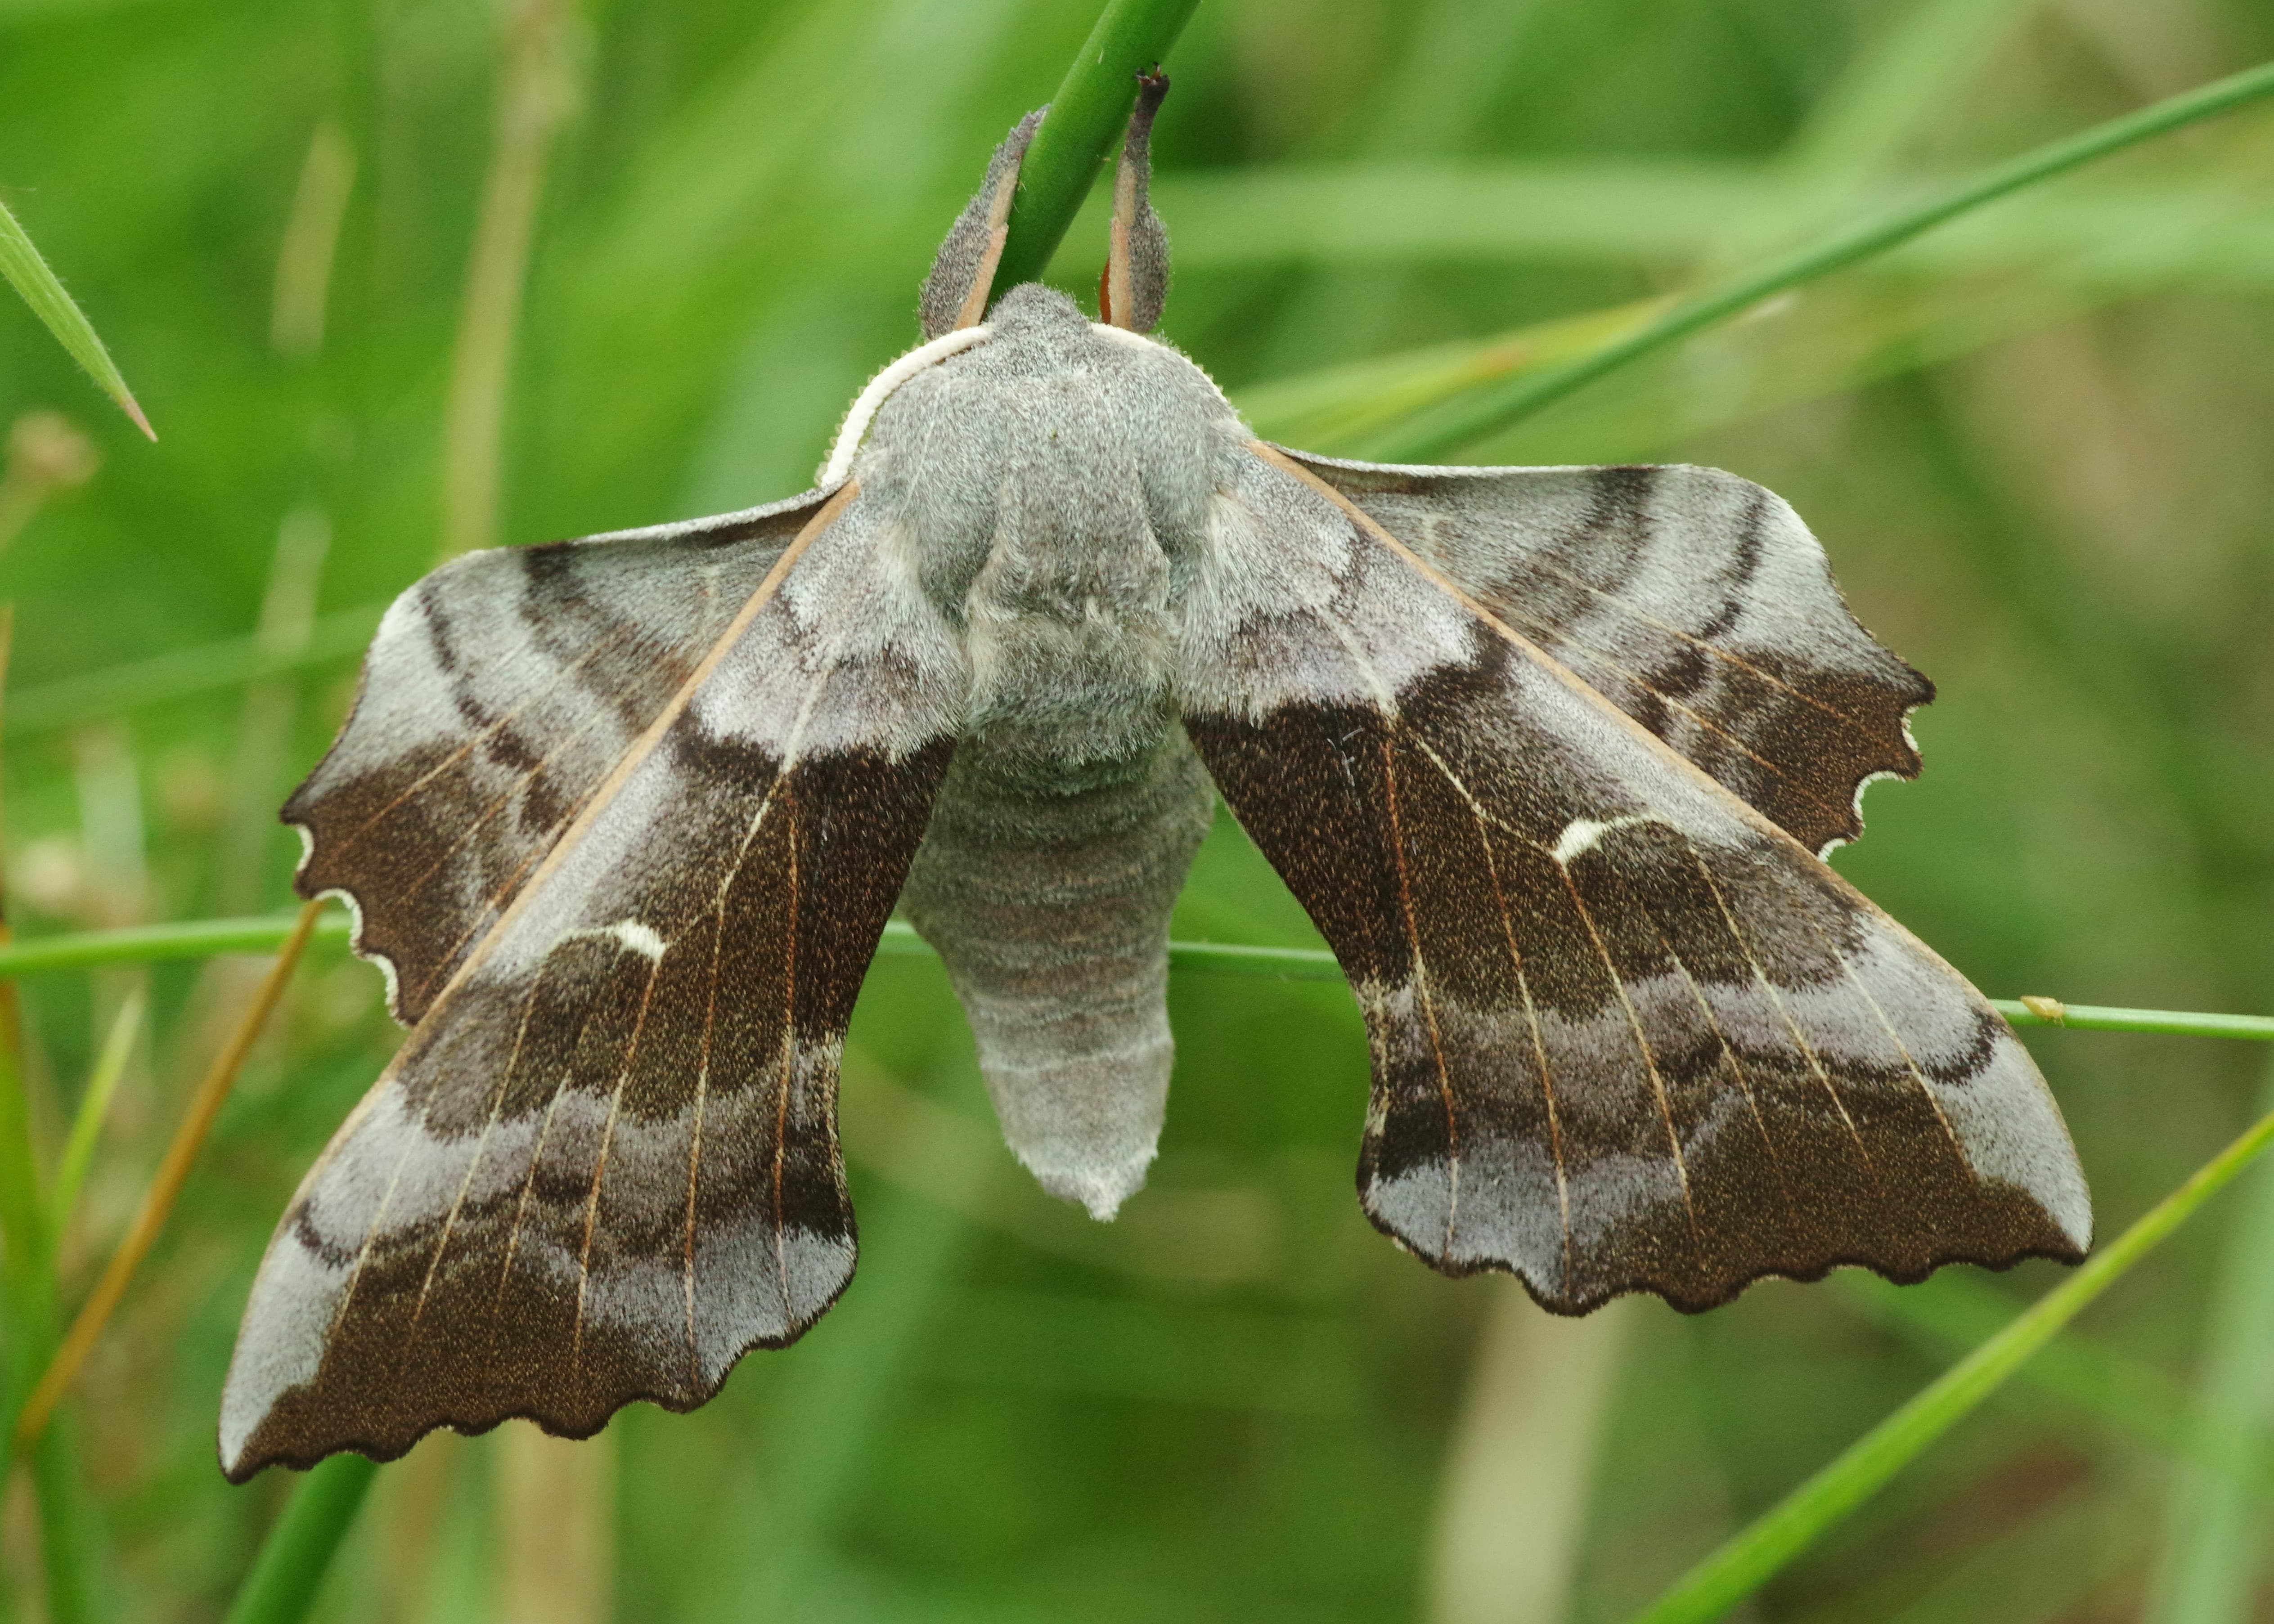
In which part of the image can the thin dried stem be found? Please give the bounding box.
[13,897,324,1448]
[270,121,356,359]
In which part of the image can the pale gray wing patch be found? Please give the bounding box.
[1276,449,1935,856]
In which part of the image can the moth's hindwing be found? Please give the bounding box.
[221,486,966,1479]
[1182,445,2089,1314]
[286,493,834,1022]
[1281,450,1933,855]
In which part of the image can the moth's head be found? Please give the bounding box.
[920,73,1171,341]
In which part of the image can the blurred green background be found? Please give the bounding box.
[4,0,2274,1619]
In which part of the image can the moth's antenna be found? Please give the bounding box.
[953,162,1020,332]
[1101,71,1170,332]
[921,110,1042,339]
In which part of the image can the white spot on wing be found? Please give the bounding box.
[1550,815,1655,865]
[607,920,666,961]
[549,919,668,962]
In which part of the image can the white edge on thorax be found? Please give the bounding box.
[818,325,993,486]
[817,321,1189,487]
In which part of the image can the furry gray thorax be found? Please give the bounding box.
[866,283,1234,1219]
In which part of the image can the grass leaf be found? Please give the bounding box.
[13,901,323,1448]
[2142,1057,2274,1621]
[0,193,153,439]
[4,603,381,740]
[1370,57,2274,458]
[222,1454,381,1624]
[1628,1097,2274,1624]
[46,982,141,1242]
[7,912,2274,1041]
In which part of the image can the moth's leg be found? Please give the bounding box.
[920,109,1043,337]
[1100,71,1171,332]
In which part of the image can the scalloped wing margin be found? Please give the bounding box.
[1179,444,2088,1314]
[224,483,966,1478]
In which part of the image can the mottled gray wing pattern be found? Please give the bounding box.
[1182,445,2088,1314]
[221,486,967,1479]
[286,490,833,1023]
[1280,449,1932,855]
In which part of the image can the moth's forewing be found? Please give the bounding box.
[1180,444,2090,1313]
[1279,451,1932,857]
[285,495,829,1023]
[222,488,967,1480]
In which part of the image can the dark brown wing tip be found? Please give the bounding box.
[1365,1204,2087,1319]
[221,1358,731,1485]
[218,1268,858,1482]
[279,769,425,1024]
[220,1396,637,1485]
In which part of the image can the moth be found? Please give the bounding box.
[220,79,2090,1480]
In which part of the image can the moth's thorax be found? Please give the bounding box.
[860,285,1240,790]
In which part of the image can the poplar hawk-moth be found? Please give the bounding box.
[219,79,2090,1480]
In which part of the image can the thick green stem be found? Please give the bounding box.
[2142,1055,2274,1622]
[1627,1099,2274,1624]
[1376,58,2274,459]
[0,913,355,976]
[31,1414,100,1624]
[987,0,1204,296]
[223,1455,382,1624]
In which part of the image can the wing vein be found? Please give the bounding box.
[1683,839,1879,1183]
[1399,732,1573,1283]
[1552,856,1703,1249]
[571,952,667,1376]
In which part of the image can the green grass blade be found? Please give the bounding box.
[47,985,143,1241]
[0,989,100,1616]
[2143,1057,2274,1621]
[988,0,1204,295]
[1164,939,1340,979]
[0,193,154,439]
[223,1454,382,1624]
[0,983,57,1496]
[1992,1000,2274,1040]
[1627,1098,2274,1624]
[6,603,382,740]
[1780,0,2037,181]
[0,913,355,975]
[1158,166,2274,289]
[1832,1273,2262,1490]
[30,1412,100,1624]
[1374,58,2274,460]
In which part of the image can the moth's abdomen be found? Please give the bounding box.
[901,731,1214,1218]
